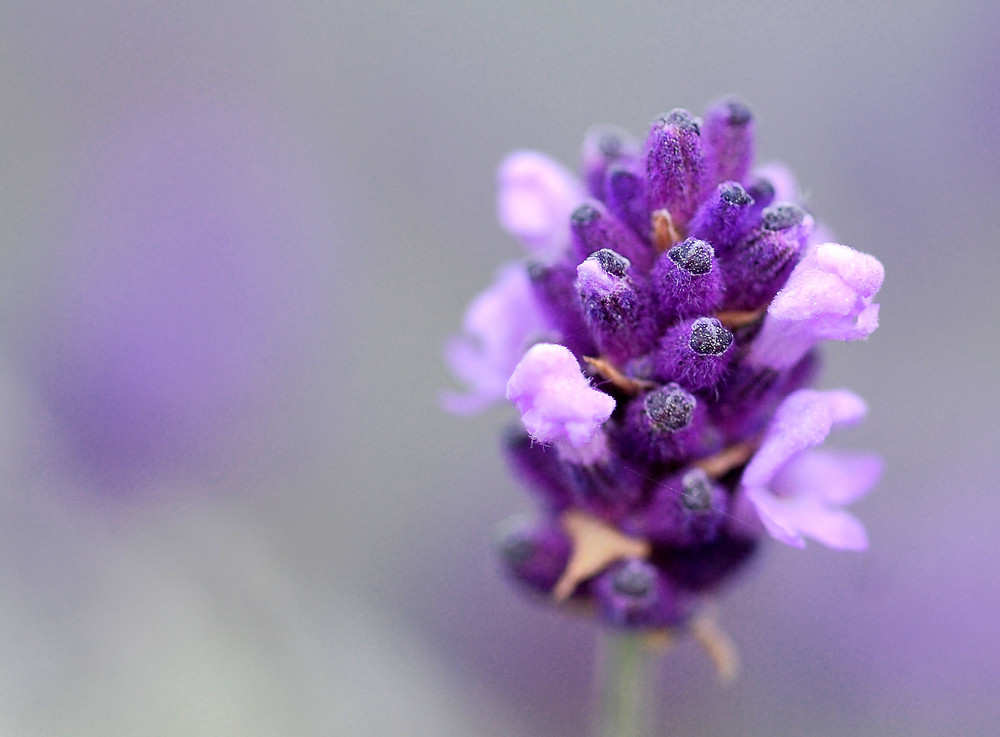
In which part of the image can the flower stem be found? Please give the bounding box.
[596,630,651,737]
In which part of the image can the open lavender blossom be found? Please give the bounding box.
[446,96,884,631]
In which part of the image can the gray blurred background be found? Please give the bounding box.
[1,1,998,735]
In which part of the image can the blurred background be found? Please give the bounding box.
[1,0,998,735]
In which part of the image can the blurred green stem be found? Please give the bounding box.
[597,631,650,737]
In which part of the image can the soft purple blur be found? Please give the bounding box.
[22,103,341,487]
[1,0,999,736]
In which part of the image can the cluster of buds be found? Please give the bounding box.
[446,97,884,633]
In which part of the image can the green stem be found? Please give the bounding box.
[596,631,650,737]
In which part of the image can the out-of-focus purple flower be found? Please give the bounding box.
[750,243,884,370]
[738,389,881,550]
[497,151,586,260]
[446,96,885,632]
[443,263,550,414]
[506,343,615,451]
[23,103,343,487]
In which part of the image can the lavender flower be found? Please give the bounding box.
[447,97,884,632]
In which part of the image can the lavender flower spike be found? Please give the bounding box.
[506,342,615,450]
[739,389,881,550]
[750,242,884,370]
[498,150,586,259]
[447,97,884,635]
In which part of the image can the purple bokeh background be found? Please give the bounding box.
[24,102,341,487]
[1,0,999,735]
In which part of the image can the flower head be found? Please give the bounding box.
[446,97,884,631]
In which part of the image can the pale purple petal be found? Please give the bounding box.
[750,243,885,369]
[443,263,549,414]
[771,449,883,506]
[744,486,807,548]
[497,151,586,259]
[747,485,868,550]
[740,389,875,550]
[742,388,868,489]
[506,343,615,448]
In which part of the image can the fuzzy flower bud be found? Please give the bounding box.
[582,125,642,201]
[571,200,653,269]
[575,249,657,363]
[749,243,884,369]
[647,317,735,390]
[702,95,755,187]
[650,238,724,320]
[506,343,615,449]
[645,109,706,227]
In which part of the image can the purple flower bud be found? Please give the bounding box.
[503,427,574,512]
[628,468,728,546]
[652,533,759,593]
[570,199,653,270]
[687,181,755,258]
[619,384,708,465]
[526,259,597,357]
[649,317,734,391]
[603,164,650,241]
[582,125,641,200]
[650,238,723,320]
[746,175,776,215]
[592,559,689,627]
[575,250,657,362]
[754,162,800,205]
[702,95,755,187]
[565,458,645,521]
[722,203,813,311]
[506,343,615,449]
[498,151,586,259]
[644,109,706,227]
[497,517,572,595]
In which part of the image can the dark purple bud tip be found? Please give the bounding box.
[583,125,641,200]
[584,124,639,161]
[761,203,805,231]
[688,317,733,356]
[571,202,600,227]
[717,96,753,126]
[644,383,695,432]
[655,108,700,135]
[497,528,534,566]
[596,130,628,158]
[719,181,753,207]
[747,177,775,205]
[496,518,571,594]
[681,468,714,511]
[612,560,655,598]
[594,248,630,278]
[606,165,642,197]
[668,238,715,276]
[747,177,775,207]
